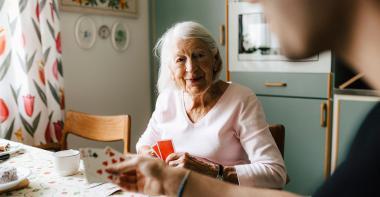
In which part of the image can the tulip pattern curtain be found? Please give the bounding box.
[0,0,64,146]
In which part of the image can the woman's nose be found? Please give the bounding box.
[185,60,197,72]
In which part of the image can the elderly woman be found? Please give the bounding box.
[136,21,286,188]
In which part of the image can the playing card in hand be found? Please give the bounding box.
[80,147,125,184]
[152,143,162,159]
[104,146,125,165]
[157,140,175,161]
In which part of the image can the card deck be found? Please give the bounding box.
[80,147,125,184]
[157,140,175,161]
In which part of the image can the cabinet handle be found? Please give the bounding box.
[264,82,287,87]
[219,25,225,46]
[320,102,327,127]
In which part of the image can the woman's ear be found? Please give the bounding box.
[213,60,219,72]
[213,51,218,63]
[214,52,222,70]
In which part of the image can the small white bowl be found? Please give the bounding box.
[52,149,80,176]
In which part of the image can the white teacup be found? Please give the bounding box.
[52,149,80,176]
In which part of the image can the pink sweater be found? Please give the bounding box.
[136,83,287,188]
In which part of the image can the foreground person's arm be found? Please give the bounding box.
[180,169,296,197]
[107,155,298,197]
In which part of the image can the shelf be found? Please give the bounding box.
[334,88,380,97]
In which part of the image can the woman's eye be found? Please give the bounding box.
[194,53,205,59]
[176,58,185,63]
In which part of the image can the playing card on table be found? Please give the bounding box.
[80,147,125,184]
[157,140,175,161]
[84,183,121,197]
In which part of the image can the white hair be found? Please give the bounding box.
[154,21,223,94]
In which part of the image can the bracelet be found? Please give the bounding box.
[216,164,224,180]
[177,170,191,197]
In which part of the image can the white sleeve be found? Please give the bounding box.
[135,95,164,152]
[234,94,287,188]
[135,112,162,152]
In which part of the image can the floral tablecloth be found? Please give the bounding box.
[0,139,147,197]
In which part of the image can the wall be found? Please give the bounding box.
[61,0,151,153]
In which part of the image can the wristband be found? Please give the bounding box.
[177,170,191,197]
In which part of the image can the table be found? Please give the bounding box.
[0,139,147,197]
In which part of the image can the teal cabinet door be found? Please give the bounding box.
[331,96,379,172]
[258,96,328,195]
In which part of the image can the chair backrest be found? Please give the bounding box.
[269,124,285,158]
[269,124,290,185]
[61,110,131,153]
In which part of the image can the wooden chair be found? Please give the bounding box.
[61,110,131,153]
[269,124,290,184]
[269,124,285,158]
[34,143,61,152]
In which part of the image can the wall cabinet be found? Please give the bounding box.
[227,1,331,74]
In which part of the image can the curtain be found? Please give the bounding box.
[0,0,64,146]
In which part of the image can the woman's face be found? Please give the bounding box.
[170,38,217,96]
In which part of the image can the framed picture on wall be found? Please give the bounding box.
[59,0,138,18]
[74,16,96,49]
[111,21,130,52]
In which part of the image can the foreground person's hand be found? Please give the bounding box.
[106,154,188,196]
[137,146,158,158]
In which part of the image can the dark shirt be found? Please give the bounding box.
[314,103,380,196]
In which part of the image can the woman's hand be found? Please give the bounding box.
[137,145,158,158]
[165,152,219,178]
[106,154,187,196]
[165,152,239,184]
